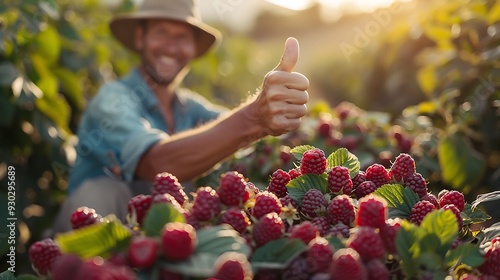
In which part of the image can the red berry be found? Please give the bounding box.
[330,248,367,280]
[347,226,386,261]
[74,257,136,280]
[288,168,302,179]
[421,193,440,208]
[390,153,415,182]
[365,164,391,188]
[409,200,436,225]
[128,194,152,226]
[442,204,464,231]
[311,216,331,236]
[328,166,353,194]
[282,256,311,280]
[152,193,185,214]
[161,222,197,261]
[127,236,159,269]
[153,172,188,205]
[306,237,334,273]
[327,195,355,226]
[289,221,319,244]
[404,173,428,198]
[267,169,290,198]
[355,194,388,229]
[300,148,327,175]
[219,207,251,234]
[439,190,465,212]
[217,171,250,206]
[365,259,389,280]
[352,171,366,189]
[380,218,402,254]
[480,239,500,277]
[280,194,299,209]
[355,180,377,198]
[213,252,253,280]
[192,186,221,221]
[253,212,284,247]
[326,222,350,238]
[253,191,282,219]
[28,238,62,276]
[184,211,202,230]
[51,254,83,280]
[300,189,328,218]
[70,207,102,230]
[318,119,332,138]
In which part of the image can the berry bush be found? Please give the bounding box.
[5,146,500,280]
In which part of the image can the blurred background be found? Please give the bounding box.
[0,0,499,275]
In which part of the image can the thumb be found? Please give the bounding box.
[273,37,299,72]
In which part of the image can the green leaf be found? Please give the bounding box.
[286,174,328,205]
[0,270,16,280]
[251,238,307,270]
[55,217,132,259]
[289,145,315,161]
[143,204,185,237]
[462,204,491,225]
[326,148,360,178]
[445,243,485,268]
[417,65,437,94]
[418,210,458,250]
[373,184,420,219]
[482,222,500,245]
[325,235,345,250]
[16,275,42,280]
[161,252,219,277]
[396,221,419,279]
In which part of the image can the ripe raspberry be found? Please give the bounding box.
[51,254,83,280]
[217,171,250,206]
[355,194,388,229]
[421,193,440,208]
[438,189,449,200]
[327,195,356,226]
[161,222,197,261]
[380,218,402,254]
[153,172,188,205]
[306,237,334,273]
[300,148,327,175]
[355,180,377,198]
[300,189,328,218]
[330,248,367,280]
[128,194,152,226]
[404,173,428,198]
[365,164,391,188]
[289,221,319,244]
[70,206,102,230]
[160,268,184,280]
[280,194,299,209]
[267,169,291,198]
[439,190,465,212]
[328,166,353,194]
[219,207,251,234]
[192,187,221,222]
[282,256,310,280]
[326,222,350,238]
[152,193,185,214]
[352,171,366,189]
[213,252,253,280]
[253,212,284,247]
[479,239,500,277]
[184,211,202,230]
[365,259,389,280]
[29,238,62,276]
[347,226,386,261]
[409,200,436,225]
[73,257,136,280]
[254,269,281,280]
[253,191,282,219]
[442,204,464,231]
[288,168,302,179]
[311,216,331,236]
[127,236,159,269]
[390,153,416,182]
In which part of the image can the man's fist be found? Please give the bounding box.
[250,37,309,136]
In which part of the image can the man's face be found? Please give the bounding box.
[136,19,197,85]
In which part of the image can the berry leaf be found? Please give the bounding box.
[289,145,316,161]
[462,203,491,225]
[0,271,16,280]
[250,238,307,270]
[286,174,328,205]
[373,184,420,219]
[445,243,485,268]
[326,148,360,178]
[419,210,458,251]
[396,221,419,279]
[143,203,185,237]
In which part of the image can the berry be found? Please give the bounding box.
[184,211,202,230]
[355,194,388,229]
[404,173,428,198]
[439,190,465,212]
[289,221,319,244]
[253,191,282,219]
[128,194,152,226]
[152,193,185,214]
[28,238,62,276]
[51,254,83,280]
[219,207,251,234]
[246,182,260,196]
[327,194,356,226]
[300,148,327,175]
[127,236,159,269]
[409,200,436,225]
[347,226,386,261]
[217,171,250,206]
[161,222,197,261]
[365,259,390,280]
[311,216,331,236]
[213,252,253,280]
[192,186,221,221]
[74,257,136,280]
[365,164,391,188]
[267,169,291,198]
[442,204,464,231]
[280,194,299,209]
[253,212,284,247]
[355,180,377,198]
[160,268,185,280]
[326,222,351,238]
[330,248,367,280]
[390,153,416,182]
[153,172,188,205]
[380,218,402,254]
[480,239,500,277]
[327,166,353,194]
[288,168,302,179]
[352,171,366,189]
[306,237,334,273]
[282,256,311,280]
[421,193,440,208]
[300,189,327,218]
[70,207,102,230]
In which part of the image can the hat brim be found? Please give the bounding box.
[109,12,222,58]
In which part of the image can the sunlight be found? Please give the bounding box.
[265,0,313,11]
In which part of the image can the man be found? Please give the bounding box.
[52,0,309,232]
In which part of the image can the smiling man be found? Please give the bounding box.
[52,0,309,232]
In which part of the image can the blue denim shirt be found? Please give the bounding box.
[67,68,226,194]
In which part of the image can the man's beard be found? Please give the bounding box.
[143,63,174,86]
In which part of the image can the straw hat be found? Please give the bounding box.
[109,0,222,58]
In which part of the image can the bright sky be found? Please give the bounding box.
[266,0,397,12]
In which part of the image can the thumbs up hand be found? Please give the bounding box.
[247,37,309,137]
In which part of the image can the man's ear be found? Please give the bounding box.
[134,24,144,50]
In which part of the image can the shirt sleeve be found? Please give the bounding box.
[179,88,229,123]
